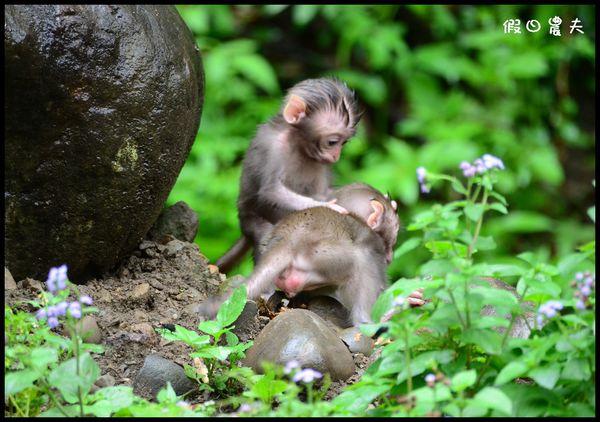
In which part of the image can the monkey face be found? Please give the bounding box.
[318,137,348,163]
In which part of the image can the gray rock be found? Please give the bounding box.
[243,309,355,381]
[147,201,199,243]
[294,295,352,330]
[339,326,375,356]
[5,268,17,290]
[231,300,260,343]
[4,5,204,282]
[134,354,196,400]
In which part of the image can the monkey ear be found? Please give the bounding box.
[367,200,385,230]
[283,94,307,124]
[391,200,398,211]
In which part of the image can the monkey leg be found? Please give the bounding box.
[246,246,292,300]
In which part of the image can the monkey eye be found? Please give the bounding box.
[327,139,339,147]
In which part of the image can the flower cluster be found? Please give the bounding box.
[283,359,323,383]
[416,166,429,194]
[572,271,595,310]
[459,154,505,178]
[536,300,563,327]
[35,265,93,329]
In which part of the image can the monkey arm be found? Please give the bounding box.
[262,182,347,214]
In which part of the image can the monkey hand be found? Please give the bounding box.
[407,288,426,307]
[325,199,349,214]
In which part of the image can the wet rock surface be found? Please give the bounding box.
[4,5,204,282]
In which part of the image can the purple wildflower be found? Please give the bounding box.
[416,166,426,183]
[425,373,436,385]
[284,359,300,375]
[36,309,47,320]
[537,300,563,327]
[576,300,586,310]
[46,264,69,293]
[393,296,405,308]
[575,272,584,281]
[482,154,505,170]
[416,166,430,194]
[238,404,252,413]
[68,302,82,319]
[79,295,93,305]
[292,368,323,383]
[48,317,60,329]
[580,285,591,297]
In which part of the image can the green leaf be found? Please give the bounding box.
[216,285,247,328]
[332,384,390,413]
[88,386,135,415]
[424,241,467,258]
[460,329,503,355]
[473,387,513,416]
[451,369,477,392]
[30,347,59,373]
[465,203,485,222]
[48,353,100,404]
[5,370,40,398]
[529,364,561,389]
[494,361,528,385]
[197,320,222,336]
[232,54,279,95]
[250,373,288,403]
[488,190,508,206]
[156,382,178,403]
[292,5,320,26]
[587,206,595,223]
[160,325,211,348]
[191,346,234,361]
[488,203,508,214]
[451,178,468,195]
[473,235,496,251]
[394,237,421,259]
[560,359,591,381]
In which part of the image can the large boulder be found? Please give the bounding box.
[5,5,204,281]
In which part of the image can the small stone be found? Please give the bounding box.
[164,240,185,257]
[131,283,150,299]
[95,374,116,388]
[139,240,155,250]
[208,265,219,274]
[134,354,196,400]
[130,323,156,338]
[339,326,374,356]
[5,267,17,290]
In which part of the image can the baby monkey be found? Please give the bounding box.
[246,183,400,326]
[216,77,361,273]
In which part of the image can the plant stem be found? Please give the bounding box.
[447,289,467,329]
[468,189,489,259]
[404,321,413,395]
[70,324,85,417]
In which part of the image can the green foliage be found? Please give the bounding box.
[329,164,595,417]
[157,285,252,394]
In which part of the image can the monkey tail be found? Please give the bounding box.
[215,236,251,273]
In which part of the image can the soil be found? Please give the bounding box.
[5,237,374,409]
